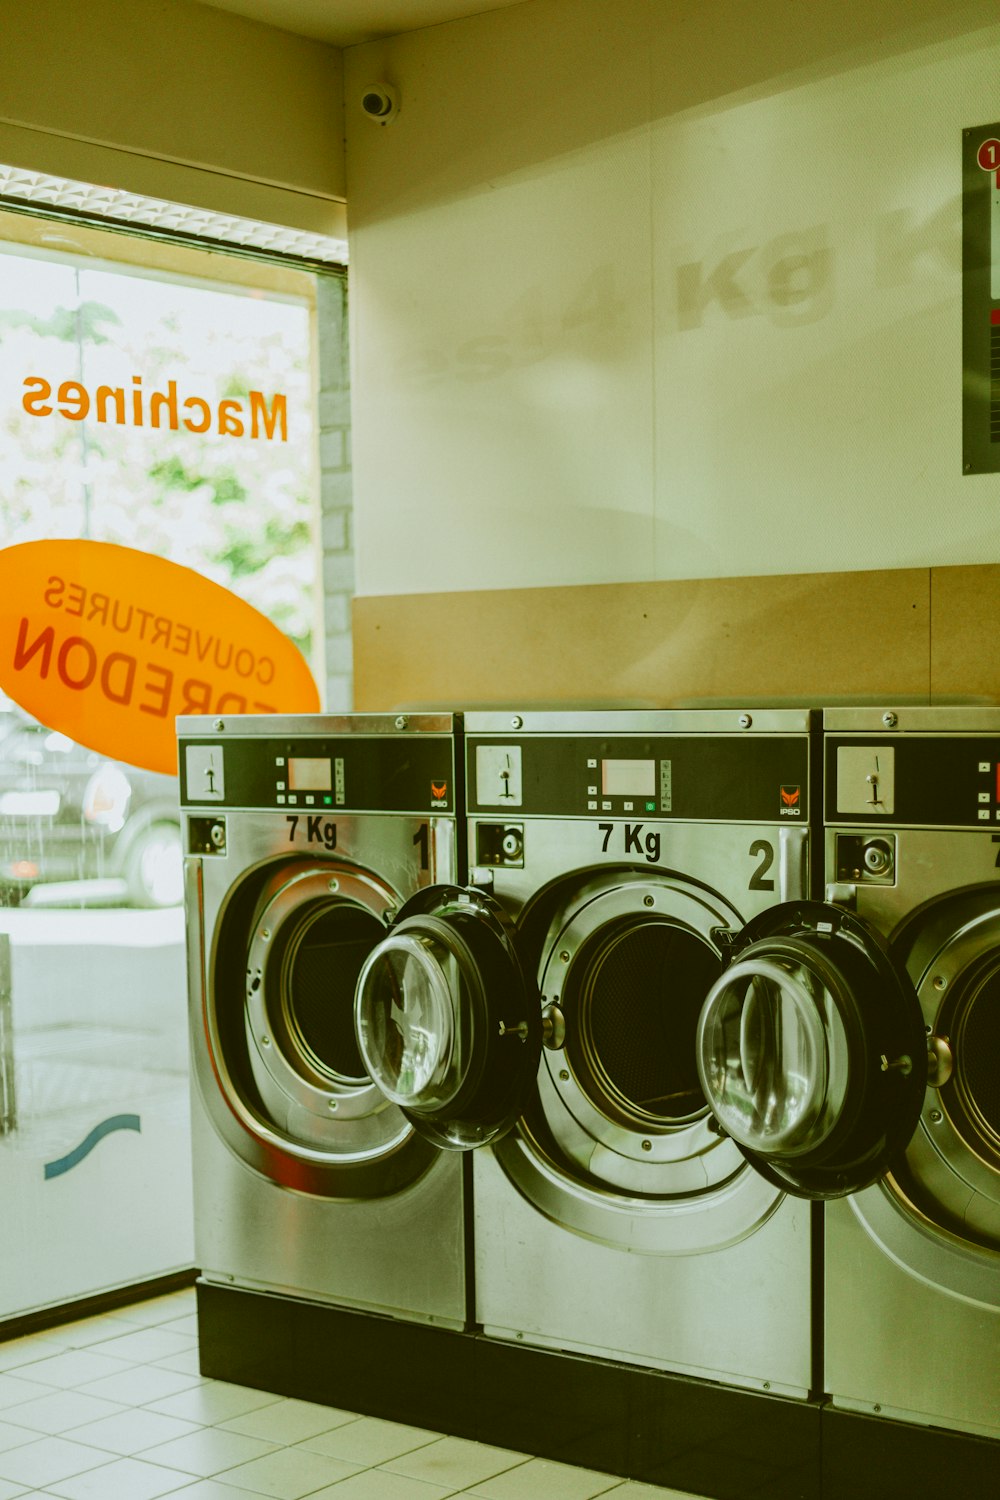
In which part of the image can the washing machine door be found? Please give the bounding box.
[696,900,928,1198]
[355,885,541,1150]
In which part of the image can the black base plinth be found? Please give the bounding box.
[196,1280,821,1500]
[821,1404,1000,1500]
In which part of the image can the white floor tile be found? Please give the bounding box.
[76,1365,205,1408]
[45,1454,196,1498]
[137,1426,279,1478]
[0,1390,126,1436]
[81,1329,196,1365]
[10,1351,137,1390]
[0,1377,55,1414]
[112,1293,197,1329]
[211,1444,361,1498]
[0,1478,28,1499]
[146,1382,285,1427]
[306,1470,454,1500]
[0,1422,37,1456]
[0,1435,111,1488]
[60,1407,200,1456]
[40,1315,139,1351]
[384,1436,529,1490]
[156,1315,199,1337]
[466,1455,625,1499]
[0,1338,69,1374]
[220,1396,356,1446]
[300,1415,441,1466]
[150,1481,283,1499]
[152,1350,203,1376]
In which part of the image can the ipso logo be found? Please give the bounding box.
[780,785,802,817]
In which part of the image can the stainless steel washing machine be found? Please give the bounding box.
[179,712,469,1329]
[353,708,818,1395]
[693,705,1000,1441]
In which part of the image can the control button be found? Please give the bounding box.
[587,758,597,768]
[587,785,598,796]
[288,795,298,805]
[602,800,612,811]
[979,809,990,820]
[624,801,634,811]
[980,762,991,773]
[306,796,315,805]
[646,801,657,812]
[276,781,285,790]
[276,757,285,766]
[276,794,286,804]
[588,800,597,810]
[323,796,333,806]
[980,792,991,803]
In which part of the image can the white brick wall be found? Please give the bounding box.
[316,273,354,710]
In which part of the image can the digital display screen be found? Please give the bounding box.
[288,757,333,791]
[601,758,655,796]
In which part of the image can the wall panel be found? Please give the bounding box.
[353,566,934,710]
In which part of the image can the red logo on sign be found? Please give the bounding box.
[976,138,1000,187]
[780,786,801,806]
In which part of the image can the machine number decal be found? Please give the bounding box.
[598,823,662,864]
[413,823,430,870]
[285,814,338,851]
[749,839,775,891]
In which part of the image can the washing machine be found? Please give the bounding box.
[178,711,470,1329]
[691,705,1000,1442]
[352,708,818,1395]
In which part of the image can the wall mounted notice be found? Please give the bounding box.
[0,540,320,775]
[963,122,1000,474]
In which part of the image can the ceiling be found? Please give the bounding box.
[197,0,526,47]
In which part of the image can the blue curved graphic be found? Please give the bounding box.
[44,1114,142,1180]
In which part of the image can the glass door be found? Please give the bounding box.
[696,901,928,1198]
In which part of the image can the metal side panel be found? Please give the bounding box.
[191,1092,468,1330]
[472,1146,812,1397]
[825,1195,1000,1439]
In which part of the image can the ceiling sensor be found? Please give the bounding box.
[360,83,399,124]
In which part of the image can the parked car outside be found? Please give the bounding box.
[0,700,182,908]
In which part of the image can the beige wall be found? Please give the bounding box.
[344,0,1000,601]
[352,562,1000,711]
[0,0,346,238]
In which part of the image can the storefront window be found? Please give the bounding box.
[0,203,338,1320]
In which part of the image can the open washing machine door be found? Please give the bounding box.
[355,885,542,1150]
[696,900,929,1199]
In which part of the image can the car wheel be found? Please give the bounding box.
[124,821,183,908]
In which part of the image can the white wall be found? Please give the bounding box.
[344,0,1000,596]
[0,0,345,238]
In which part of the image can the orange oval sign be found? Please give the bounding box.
[0,540,320,775]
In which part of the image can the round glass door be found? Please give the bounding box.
[356,885,539,1150]
[696,902,927,1198]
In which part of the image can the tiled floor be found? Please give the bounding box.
[0,1288,710,1500]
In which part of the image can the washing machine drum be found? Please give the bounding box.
[230,861,436,1193]
[696,902,928,1199]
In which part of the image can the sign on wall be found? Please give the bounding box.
[963,121,1000,474]
[0,540,320,775]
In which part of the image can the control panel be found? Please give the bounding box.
[179,733,457,815]
[468,734,810,822]
[825,737,1000,827]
